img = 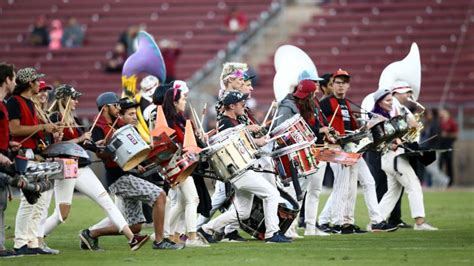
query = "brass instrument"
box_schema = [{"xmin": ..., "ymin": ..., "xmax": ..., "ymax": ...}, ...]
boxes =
[{"xmin": 402, "ymin": 98, "xmax": 425, "ymax": 143}]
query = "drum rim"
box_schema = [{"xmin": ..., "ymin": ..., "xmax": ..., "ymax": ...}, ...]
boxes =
[
  {"xmin": 271, "ymin": 140, "xmax": 313, "ymax": 157},
  {"xmin": 270, "ymin": 113, "xmax": 301, "ymax": 135}
]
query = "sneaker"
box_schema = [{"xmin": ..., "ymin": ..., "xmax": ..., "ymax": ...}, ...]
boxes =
[
  {"xmin": 341, "ymin": 224, "xmax": 355, "ymax": 234},
  {"xmin": 331, "ymin": 225, "xmax": 342, "ymax": 234},
  {"xmin": 414, "ymin": 223, "xmax": 438, "ymax": 231},
  {"xmin": 40, "ymin": 243, "xmax": 60, "ymax": 255},
  {"xmin": 265, "ymin": 232, "xmax": 292, "ymax": 243},
  {"xmin": 185, "ymin": 238, "xmax": 210, "ymax": 248},
  {"xmin": 222, "ymin": 230, "xmax": 246, "ymax": 242},
  {"xmin": 317, "ymin": 223, "xmax": 333, "ymax": 233},
  {"xmin": 397, "ymin": 221, "xmax": 413, "ymax": 229},
  {"xmin": 152, "ymin": 238, "xmax": 185, "ymax": 250},
  {"xmin": 0, "ymin": 249, "xmax": 21, "ymax": 258},
  {"xmin": 353, "ymin": 224, "xmax": 368, "ymax": 234},
  {"xmin": 370, "ymin": 221, "xmax": 398, "ymax": 232},
  {"xmin": 304, "ymin": 227, "xmax": 330, "ymax": 236},
  {"xmin": 213, "ymin": 231, "xmax": 225, "ymax": 242},
  {"xmin": 129, "ymin": 234, "xmax": 150, "ymax": 251},
  {"xmin": 197, "ymin": 228, "xmax": 217, "ymax": 244},
  {"xmin": 79, "ymin": 229, "xmax": 102, "ymax": 251},
  {"xmin": 13, "ymin": 245, "xmax": 41, "ymax": 255}
]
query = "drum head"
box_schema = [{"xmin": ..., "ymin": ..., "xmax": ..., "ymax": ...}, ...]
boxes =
[
  {"xmin": 171, "ymin": 163, "xmax": 198, "ymax": 187},
  {"xmin": 270, "ymin": 114, "xmax": 301, "ymax": 136},
  {"xmin": 122, "ymin": 148, "xmax": 151, "ymax": 171}
]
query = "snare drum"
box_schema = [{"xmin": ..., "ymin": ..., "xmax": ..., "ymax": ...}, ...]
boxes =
[
  {"xmin": 206, "ymin": 126, "xmax": 258, "ymax": 182},
  {"xmin": 160, "ymin": 152, "xmax": 199, "ymax": 187},
  {"xmin": 239, "ymin": 187, "xmax": 299, "ymax": 240},
  {"xmin": 270, "ymin": 114, "xmax": 316, "ymax": 149},
  {"xmin": 271, "ymin": 141, "xmax": 318, "ymax": 181},
  {"xmin": 337, "ymin": 130, "xmax": 374, "ymax": 153},
  {"xmin": 107, "ymin": 124, "xmax": 151, "ymax": 171},
  {"xmin": 371, "ymin": 119, "xmax": 397, "ymax": 149}
]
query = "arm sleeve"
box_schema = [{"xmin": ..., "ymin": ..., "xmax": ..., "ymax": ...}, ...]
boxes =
[
  {"xmin": 218, "ymin": 117, "xmax": 237, "ymax": 131},
  {"xmin": 6, "ymin": 97, "xmax": 21, "ymax": 121},
  {"xmin": 91, "ymin": 127, "xmax": 105, "ymax": 142}
]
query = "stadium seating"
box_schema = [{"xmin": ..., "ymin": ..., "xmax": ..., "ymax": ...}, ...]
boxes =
[
  {"xmin": 0, "ymin": 0, "xmax": 273, "ymax": 117},
  {"xmin": 254, "ymin": 0, "xmax": 474, "ymax": 107}
]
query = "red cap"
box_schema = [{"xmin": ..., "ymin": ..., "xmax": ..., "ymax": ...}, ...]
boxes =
[
  {"xmin": 333, "ymin": 68, "xmax": 351, "ymax": 78},
  {"xmin": 293, "ymin": 80, "xmax": 317, "ymax": 99},
  {"xmin": 39, "ymin": 81, "xmax": 53, "ymax": 91}
]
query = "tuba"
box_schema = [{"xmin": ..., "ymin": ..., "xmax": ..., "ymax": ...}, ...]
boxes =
[
  {"xmin": 273, "ymin": 45, "xmax": 320, "ymax": 102},
  {"xmin": 361, "ymin": 42, "xmax": 421, "ymax": 119},
  {"xmin": 122, "ymin": 31, "xmax": 166, "ymax": 143}
]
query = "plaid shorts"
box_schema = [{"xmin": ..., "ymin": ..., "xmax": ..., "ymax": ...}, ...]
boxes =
[{"xmin": 109, "ymin": 174, "xmax": 163, "ymax": 225}]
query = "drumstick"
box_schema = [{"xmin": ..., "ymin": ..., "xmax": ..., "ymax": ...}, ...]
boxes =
[
  {"xmin": 266, "ymin": 105, "xmax": 279, "ymax": 137},
  {"xmin": 265, "ymin": 132, "xmax": 289, "ymax": 143},
  {"xmin": 57, "ymin": 125, "xmax": 87, "ymax": 128},
  {"xmin": 200, "ymin": 103, "xmax": 207, "ymax": 126},
  {"xmin": 19, "ymin": 128, "xmax": 42, "ymax": 145},
  {"xmin": 102, "ymin": 119, "xmax": 119, "ymax": 142},
  {"xmin": 262, "ymin": 101, "xmax": 275, "ymax": 126},
  {"xmin": 47, "ymin": 99, "xmax": 57, "ymax": 112},
  {"xmin": 328, "ymin": 104, "xmax": 340, "ymax": 129},
  {"xmin": 88, "ymin": 106, "xmax": 105, "ymax": 134},
  {"xmin": 60, "ymin": 96, "xmax": 72, "ymax": 125}
]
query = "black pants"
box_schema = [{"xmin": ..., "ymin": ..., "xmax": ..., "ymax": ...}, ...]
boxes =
[
  {"xmin": 439, "ymin": 151, "xmax": 454, "ymax": 186},
  {"xmin": 364, "ymin": 151, "xmax": 403, "ymax": 224}
]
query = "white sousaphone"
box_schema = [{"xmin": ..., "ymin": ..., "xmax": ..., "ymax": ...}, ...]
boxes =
[
  {"xmin": 273, "ymin": 45, "xmax": 321, "ymax": 102},
  {"xmin": 361, "ymin": 42, "xmax": 421, "ymax": 119}
]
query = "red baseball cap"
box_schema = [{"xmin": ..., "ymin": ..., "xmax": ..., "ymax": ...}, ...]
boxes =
[
  {"xmin": 333, "ymin": 68, "xmax": 351, "ymax": 78},
  {"xmin": 293, "ymin": 80, "xmax": 317, "ymax": 99},
  {"xmin": 39, "ymin": 81, "xmax": 53, "ymax": 91}
]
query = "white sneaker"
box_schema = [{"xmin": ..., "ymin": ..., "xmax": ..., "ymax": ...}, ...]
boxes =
[
  {"xmin": 304, "ymin": 228, "xmax": 330, "ymax": 236},
  {"xmin": 150, "ymin": 233, "xmax": 155, "ymax": 242},
  {"xmin": 414, "ymin": 223, "xmax": 439, "ymax": 231},
  {"xmin": 314, "ymin": 228, "xmax": 330, "ymax": 236},
  {"xmin": 185, "ymin": 239, "xmax": 210, "ymax": 248}
]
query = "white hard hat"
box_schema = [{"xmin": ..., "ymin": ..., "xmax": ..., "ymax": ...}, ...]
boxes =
[
  {"xmin": 140, "ymin": 75, "xmax": 159, "ymax": 98},
  {"xmin": 173, "ymin": 80, "xmax": 189, "ymax": 95}
]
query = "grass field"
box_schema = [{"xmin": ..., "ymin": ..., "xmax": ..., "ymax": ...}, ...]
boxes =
[{"xmin": 2, "ymin": 190, "xmax": 473, "ymax": 265}]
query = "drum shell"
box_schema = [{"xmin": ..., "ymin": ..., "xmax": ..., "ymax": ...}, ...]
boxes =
[
  {"xmin": 272, "ymin": 143, "xmax": 319, "ymax": 180},
  {"xmin": 108, "ymin": 125, "xmax": 151, "ymax": 171},
  {"xmin": 239, "ymin": 187, "xmax": 300, "ymax": 240},
  {"xmin": 270, "ymin": 114, "xmax": 316, "ymax": 149},
  {"xmin": 161, "ymin": 153, "xmax": 199, "ymax": 187}
]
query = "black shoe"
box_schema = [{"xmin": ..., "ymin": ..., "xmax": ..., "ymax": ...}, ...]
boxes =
[
  {"xmin": 213, "ymin": 231, "xmax": 225, "ymax": 242},
  {"xmin": 353, "ymin": 224, "xmax": 368, "ymax": 234},
  {"xmin": 0, "ymin": 249, "xmax": 20, "ymax": 258},
  {"xmin": 371, "ymin": 221, "xmax": 399, "ymax": 232},
  {"xmin": 331, "ymin": 225, "xmax": 342, "ymax": 234},
  {"xmin": 317, "ymin": 223, "xmax": 334, "ymax": 234},
  {"xmin": 79, "ymin": 229, "xmax": 102, "ymax": 251},
  {"xmin": 265, "ymin": 231, "xmax": 292, "ymax": 243},
  {"xmin": 397, "ymin": 221, "xmax": 413, "ymax": 229},
  {"xmin": 197, "ymin": 228, "xmax": 217, "ymax": 244},
  {"xmin": 222, "ymin": 230, "xmax": 246, "ymax": 242},
  {"xmin": 129, "ymin": 234, "xmax": 149, "ymax": 251},
  {"xmin": 14, "ymin": 245, "xmax": 41, "ymax": 255},
  {"xmin": 341, "ymin": 224, "xmax": 355, "ymax": 234},
  {"xmin": 152, "ymin": 238, "xmax": 184, "ymax": 250}
]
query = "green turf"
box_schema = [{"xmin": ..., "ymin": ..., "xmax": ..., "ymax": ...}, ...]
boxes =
[{"xmin": 2, "ymin": 191, "xmax": 473, "ymax": 265}]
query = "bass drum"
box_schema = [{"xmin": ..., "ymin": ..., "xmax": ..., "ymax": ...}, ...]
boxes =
[{"xmin": 239, "ymin": 187, "xmax": 300, "ymax": 240}]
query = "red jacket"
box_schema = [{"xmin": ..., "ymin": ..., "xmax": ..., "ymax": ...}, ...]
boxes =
[
  {"xmin": 0, "ymin": 102, "xmax": 9, "ymax": 152},
  {"xmin": 11, "ymin": 95, "xmax": 43, "ymax": 149}
]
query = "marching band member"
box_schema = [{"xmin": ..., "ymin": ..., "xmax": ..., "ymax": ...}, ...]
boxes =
[
  {"xmin": 30, "ymin": 80, "xmax": 59, "ymax": 254},
  {"xmin": 198, "ymin": 91, "xmax": 291, "ymax": 243},
  {"xmin": 36, "ymin": 85, "xmax": 146, "ymax": 251},
  {"xmin": 378, "ymin": 82, "xmax": 438, "ymax": 231},
  {"xmin": 7, "ymin": 67, "xmax": 59, "ymax": 255},
  {"xmin": 274, "ymin": 71, "xmax": 331, "ymax": 237},
  {"xmin": 162, "ymin": 81, "xmax": 210, "ymax": 247},
  {"xmin": 84, "ymin": 95, "xmax": 183, "ymax": 250},
  {"xmin": 0, "ymin": 63, "xmax": 20, "ymax": 258},
  {"xmin": 318, "ymin": 69, "xmax": 396, "ymax": 234},
  {"xmin": 197, "ymin": 62, "xmax": 250, "ymax": 242}
]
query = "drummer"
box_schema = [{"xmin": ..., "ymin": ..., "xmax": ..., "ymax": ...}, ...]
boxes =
[
  {"xmin": 318, "ymin": 69, "xmax": 396, "ymax": 234},
  {"xmin": 198, "ymin": 90, "xmax": 291, "ymax": 243},
  {"xmin": 273, "ymin": 71, "xmax": 332, "ymax": 237},
  {"xmin": 86, "ymin": 95, "xmax": 182, "ymax": 250},
  {"xmin": 161, "ymin": 81, "xmax": 210, "ymax": 247},
  {"xmin": 34, "ymin": 85, "xmax": 145, "ymax": 252}
]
